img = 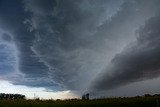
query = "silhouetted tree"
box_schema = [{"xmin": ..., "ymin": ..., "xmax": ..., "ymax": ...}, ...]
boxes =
[
  {"xmin": 86, "ymin": 93, "xmax": 89, "ymax": 100},
  {"xmin": 82, "ymin": 93, "xmax": 89, "ymax": 100}
]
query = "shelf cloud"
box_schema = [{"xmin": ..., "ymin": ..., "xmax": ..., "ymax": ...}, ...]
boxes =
[{"xmin": 0, "ymin": 0, "xmax": 160, "ymax": 96}]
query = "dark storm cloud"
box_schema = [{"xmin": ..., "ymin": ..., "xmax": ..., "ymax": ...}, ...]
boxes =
[
  {"xmin": 0, "ymin": 0, "xmax": 57, "ymax": 88},
  {"xmin": 23, "ymin": 0, "xmax": 160, "ymax": 92},
  {"xmin": 1, "ymin": 0, "xmax": 160, "ymax": 95},
  {"xmin": 91, "ymin": 13, "xmax": 160, "ymax": 91},
  {"xmin": 1, "ymin": 33, "xmax": 12, "ymax": 42},
  {"xmin": 0, "ymin": 43, "xmax": 16, "ymax": 75},
  {"xmin": 23, "ymin": 0, "xmax": 123, "ymax": 90}
]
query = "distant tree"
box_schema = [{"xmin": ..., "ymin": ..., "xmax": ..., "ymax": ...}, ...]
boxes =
[
  {"xmin": 144, "ymin": 94, "xmax": 151, "ymax": 97},
  {"xmin": 86, "ymin": 93, "xmax": 89, "ymax": 100},
  {"xmin": 82, "ymin": 93, "xmax": 89, "ymax": 100}
]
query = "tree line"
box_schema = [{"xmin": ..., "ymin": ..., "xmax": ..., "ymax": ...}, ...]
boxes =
[{"xmin": 0, "ymin": 93, "xmax": 25, "ymax": 100}]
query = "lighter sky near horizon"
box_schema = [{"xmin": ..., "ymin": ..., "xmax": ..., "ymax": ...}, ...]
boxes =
[
  {"xmin": 0, "ymin": 80, "xmax": 78, "ymax": 99},
  {"xmin": 1, "ymin": 0, "xmax": 160, "ymax": 99}
]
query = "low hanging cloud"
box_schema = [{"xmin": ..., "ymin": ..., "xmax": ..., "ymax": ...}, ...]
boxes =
[
  {"xmin": 0, "ymin": 30, "xmax": 18, "ymax": 75},
  {"xmin": 23, "ymin": 0, "xmax": 160, "ymax": 91},
  {"xmin": 91, "ymin": 13, "xmax": 160, "ymax": 91},
  {"xmin": 23, "ymin": 0, "xmax": 124, "ymax": 90},
  {"xmin": 1, "ymin": 0, "xmax": 160, "ymax": 95},
  {"xmin": 14, "ymin": 0, "xmax": 160, "ymax": 91},
  {"xmin": 0, "ymin": 0, "xmax": 56, "ymax": 88}
]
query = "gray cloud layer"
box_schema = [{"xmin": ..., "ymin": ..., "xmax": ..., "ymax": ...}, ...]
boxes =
[
  {"xmin": 1, "ymin": 0, "xmax": 160, "ymax": 96},
  {"xmin": 91, "ymin": 7, "xmax": 160, "ymax": 91},
  {"xmin": 23, "ymin": 0, "xmax": 123, "ymax": 90}
]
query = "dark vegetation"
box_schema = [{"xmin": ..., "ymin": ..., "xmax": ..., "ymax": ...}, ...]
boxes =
[
  {"xmin": 0, "ymin": 93, "xmax": 25, "ymax": 100},
  {"xmin": 0, "ymin": 94, "xmax": 160, "ymax": 107}
]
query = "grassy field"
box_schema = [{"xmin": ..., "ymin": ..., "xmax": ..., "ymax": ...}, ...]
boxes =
[{"xmin": 0, "ymin": 96, "xmax": 160, "ymax": 107}]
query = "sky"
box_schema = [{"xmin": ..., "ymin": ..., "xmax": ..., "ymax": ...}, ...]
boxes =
[{"xmin": 1, "ymin": 0, "xmax": 160, "ymax": 99}]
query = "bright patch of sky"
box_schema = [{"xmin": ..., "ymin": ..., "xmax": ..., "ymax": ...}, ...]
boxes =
[{"xmin": 0, "ymin": 80, "xmax": 78, "ymax": 99}]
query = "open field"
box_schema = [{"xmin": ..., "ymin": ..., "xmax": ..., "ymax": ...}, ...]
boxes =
[{"xmin": 0, "ymin": 95, "xmax": 160, "ymax": 107}]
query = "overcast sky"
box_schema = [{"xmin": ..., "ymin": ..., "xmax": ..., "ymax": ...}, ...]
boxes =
[{"xmin": 1, "ymin": 0, "xmax": 160, "ymax": 99}]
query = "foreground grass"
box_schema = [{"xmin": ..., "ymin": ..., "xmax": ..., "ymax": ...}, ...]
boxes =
[{"xmin": 0, "ymin": 96, "xmax": 160, "ymax": 107}]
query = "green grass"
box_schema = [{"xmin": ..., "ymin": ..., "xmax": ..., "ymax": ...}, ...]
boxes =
[{"xmin": 0, "ymin": 96, "xmax": 160, "ymax": 107}]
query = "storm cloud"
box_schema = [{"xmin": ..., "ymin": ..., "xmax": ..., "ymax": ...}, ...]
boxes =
[
  {"xmin": 23, "ymin": 0, "xmax": 124, "ymax": 90},
  {"xmin": 91, "ymin": 9, "xmax": 160, "ymax": 91},
  {"xmin": 1, "ymin": 0, "xmax": 160, "ymax": 96}
]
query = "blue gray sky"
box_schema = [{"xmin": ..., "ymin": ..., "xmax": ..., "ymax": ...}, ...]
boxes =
[{"xmin": 1, "ymin": 0, "xmax": 160, "ymax": 99}]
